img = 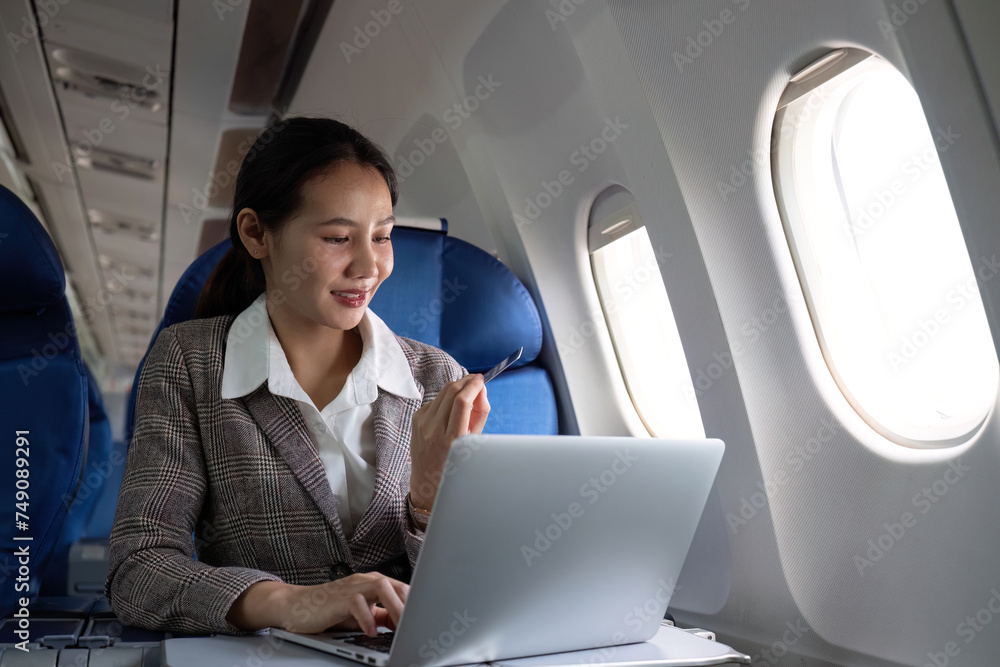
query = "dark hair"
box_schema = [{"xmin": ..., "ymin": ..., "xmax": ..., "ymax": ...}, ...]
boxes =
[{"xmin": 195, "ymin": 117, "xmax": 398, "ymax": 319}]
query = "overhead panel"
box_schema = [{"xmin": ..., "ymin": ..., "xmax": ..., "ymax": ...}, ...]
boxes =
[{"xmin": 38, "ymin": 0, "xmax": 174, "ymax": 368}]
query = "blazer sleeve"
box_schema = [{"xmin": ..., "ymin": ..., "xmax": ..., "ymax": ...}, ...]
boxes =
[
  {"xmin": 399, "ymin": 351, "xmax": 467, "ymax": 570},
  {"xmin": 105, "ymin": 327, "xmax": 282, "ymax": 635}
]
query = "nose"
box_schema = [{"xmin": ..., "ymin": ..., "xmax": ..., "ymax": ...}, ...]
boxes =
[{"xmin": 348, "ymin": 239, "xmax": 379, "ymax": 280}]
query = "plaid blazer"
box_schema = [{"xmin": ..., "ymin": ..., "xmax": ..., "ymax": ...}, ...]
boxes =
[{"xmin": 105, "ymin": 314, "xmax": 464, "ymax": 635}]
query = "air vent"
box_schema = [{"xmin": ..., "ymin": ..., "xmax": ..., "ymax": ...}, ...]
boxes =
[
  {"xmin": 75, "ymin": 146, "xmax": 159, "ymax": 180},
  {"xmin": 98, "ymin": 254, "xmax": 155, "ymax": 281},
  {"xmin": 49, "ymin": 47, "xmax": 151, "ymax": 87},
  {"xmin": 115, "ymin": 287, "xmax": 156, "ymax": 305},
  {"xmin": 53, "ymin": 66, "xmax": 162, "ymax": 112},
  {"xmin": 89, "ymin": 210, "xmax": 159, "ymax": 242},
  {"xmin": 111, "ymin": 307, "xmax": 156, "ymax": 326}
]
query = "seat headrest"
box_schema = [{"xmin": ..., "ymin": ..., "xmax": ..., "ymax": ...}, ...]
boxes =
[
  {"xmin": 0, "ymin": 185, "xmax": 65, "ymax": 314},
  {"xmin": 162, "ymin": 238, "xmax": 233, "ymax": 326},
  {"xmin": 370, "ymin": 228, "xmax": 543, "ymax": 372},
  {"xmin": 160, "ymin": 228, "xmax": 542, "ymax": 373}
]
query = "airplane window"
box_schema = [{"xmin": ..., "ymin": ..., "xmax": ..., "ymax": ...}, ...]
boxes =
[
  {"xmin": 772, "ymin": 48, "xmax": 999, "ymax": 447},
  {"xmin": 588, "ymin": 186, "xmax": 705, "ymax": 438}
]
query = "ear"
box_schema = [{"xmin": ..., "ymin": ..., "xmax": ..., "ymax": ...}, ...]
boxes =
[{"xmin": 236, "ymin": 208, "xmax": 268, "ymax": 258}]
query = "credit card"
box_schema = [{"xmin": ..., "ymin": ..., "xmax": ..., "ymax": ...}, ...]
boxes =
[{"xmin": 482, "ymin": 347, "xmax": 523, "ymax": 383}]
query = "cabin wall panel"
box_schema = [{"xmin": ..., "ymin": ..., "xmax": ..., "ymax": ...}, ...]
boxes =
[{"xmin": 609, "ymin": 1, "xmax": 1000, "ymax": 665}]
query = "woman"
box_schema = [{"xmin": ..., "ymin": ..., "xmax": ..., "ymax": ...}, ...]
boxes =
[{"xmin": 105, "ymin": 117, "xmax": 488, "ymax": 637}]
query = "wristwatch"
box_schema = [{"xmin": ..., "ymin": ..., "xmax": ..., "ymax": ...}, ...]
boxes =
[{"xmin": 407, "ymin": 493, "xmax": 431, "ymax": 530}]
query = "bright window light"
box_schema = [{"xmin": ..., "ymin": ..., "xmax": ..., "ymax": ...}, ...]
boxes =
[
  {"xmin": 589, "ymin": 186, "xmax": 705, "ymax": 438},
  {"xmin": 773, "ymin": 49, "xmax": 998, "ymax": 446}
]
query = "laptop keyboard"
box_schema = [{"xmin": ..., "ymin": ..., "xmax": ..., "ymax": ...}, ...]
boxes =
[{"xmin": 344, "ymin": 632, "xmax": 395, "ymax": 653}]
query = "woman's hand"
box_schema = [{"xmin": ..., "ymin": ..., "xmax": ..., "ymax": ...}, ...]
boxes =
[
  {"xmin": 409, "ymin": 374, "xmax": 490, "ymax": 509},
  {"xmin": 227, "ymin": 573, "xmax": 409, "ymax": 635}
]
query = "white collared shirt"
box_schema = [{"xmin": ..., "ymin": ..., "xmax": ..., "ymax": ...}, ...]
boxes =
[{"xmin": 220, "ymin": 292, "xmax": 420, "ymax": 538}]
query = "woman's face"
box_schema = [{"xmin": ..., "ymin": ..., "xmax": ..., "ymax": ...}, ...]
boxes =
[{"xmin": 261, "ymin": 162, "xmax": 394, "ymax": 333}]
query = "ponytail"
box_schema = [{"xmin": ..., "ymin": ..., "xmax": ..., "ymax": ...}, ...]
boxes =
[{"xmin": 194, "ymin": 244, "xmax": 266, "ymax": 319}]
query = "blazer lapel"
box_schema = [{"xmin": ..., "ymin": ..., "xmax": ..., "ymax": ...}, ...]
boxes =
[
  {"xmin": 242, "ymin": 382, "xmax": 353, "ymax": 562},
  {"xmin": 350, "ymin": 386, "xmax": 423, "ymax": 543}
]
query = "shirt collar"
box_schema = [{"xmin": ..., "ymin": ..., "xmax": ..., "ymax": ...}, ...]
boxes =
[{"xmin": 220, "ymin": 293, "xmax": 421, "ymax": 402}]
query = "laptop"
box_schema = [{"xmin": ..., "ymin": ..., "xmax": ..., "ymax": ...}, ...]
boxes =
[{"xmin": 271, "ymin": 434, "xmax": 725, "ymax": 667}]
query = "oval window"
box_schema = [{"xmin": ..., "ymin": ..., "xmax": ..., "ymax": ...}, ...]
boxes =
[
  {"xmin": 589, "ymin": 185, "xmax": 705, "ymax": 438},
  {"xmin": 772, "ymin": 48, "xmax": 998, "ymax": 446}
]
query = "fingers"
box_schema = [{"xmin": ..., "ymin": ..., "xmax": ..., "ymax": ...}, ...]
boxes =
[
  {"xmin": 445, "ymin": 375, "xmax": 486, "ymax": 441},
  {"xmin": 411, "ymin": 374, "xmax": 490, "ymax": 507},
  {"xmin": 343, "ymin": 574, "xmax": 409, "ymax": 636},
  {"xmin": 413, "ymin": 374, "xmax": 488, "ymax": 448},
  {"xmin": 470, "ymin": 387, "xmax": 490, "ymax": 434},
  {"xmin": 372, "ymin": 576, "xmax": 406, "ymax": 630},
  {"xmin": 348, "ymin": 593, "xmax": 377, "ymax": 636}
]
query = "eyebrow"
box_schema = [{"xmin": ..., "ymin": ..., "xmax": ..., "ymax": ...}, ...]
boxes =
[{"xmin": 315, "ymin": 216, "xmax": 395, "ymax": 227}]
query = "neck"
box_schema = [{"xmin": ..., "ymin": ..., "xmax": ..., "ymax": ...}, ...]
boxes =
[{"xmin": 265, "ymin": 293, "xmax": 363, "ymax": 390}]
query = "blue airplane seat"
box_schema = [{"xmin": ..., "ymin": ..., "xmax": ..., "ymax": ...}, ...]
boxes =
[
  {"xmin": 368, "ymin": 227, "xmax": 557, "ymax": 435},
  {"xmin": 124, "ymin": 225, "xmax": 558, "ymax": 451},
  {"xmin": 122, "ymin": 239, "xmax": 232, "ymax": 448},
  {"xmin": 0, "ymin": 185, "xmax": 89, "ymax": 616},
  {"xmin": 40, "ymin": 364, "xmax": 114, "ymax": 596}
]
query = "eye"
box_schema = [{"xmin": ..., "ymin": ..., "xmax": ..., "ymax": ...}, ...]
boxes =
[
  {"xmin": 374, "ymin": 235, "xmax": 391, "ymax": 244},
  {"xmin": 323, "ymin": 237, "xmax": 348, "ymax": 244}
]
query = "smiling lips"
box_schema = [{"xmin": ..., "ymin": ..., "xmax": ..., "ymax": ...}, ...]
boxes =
[{"xmin": 331, "ymin": 289, "xmax": 369, "ymax": 308}]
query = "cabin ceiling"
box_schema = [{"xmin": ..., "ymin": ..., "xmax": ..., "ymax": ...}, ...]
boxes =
[{"xmin": 0, "ymin": 0, "xmax": 320, "ymax": 391}]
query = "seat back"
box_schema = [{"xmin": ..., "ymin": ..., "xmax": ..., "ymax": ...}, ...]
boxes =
[
  {"xmin": 124, "ymin": 227, "xmax": 558, "ymax": 448},
  {"xmin": 0, "ymin": 185, "xmax": 89, "ymax": 614},
  {"xmin": 368, "ymin": 228, "xmax": 557, "ymax": 435},
  {"xmin": 122, "ymin": 240, "xmax": 231, "ymax": 447},
  {"xmin": 41, "ymin": 364, "xmax": 114, "ymax": 595}
]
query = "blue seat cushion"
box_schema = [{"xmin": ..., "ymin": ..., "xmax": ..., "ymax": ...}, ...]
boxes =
[
  {"xmin": 481, "ymin": 366, "xmax": 558, "ymax": 435},
  {"xmin": 371, "ymin": 229, "xmax": 543, "ymax": 373},
  {"xmin": 0, "ymin": 187, "xmax": 88, "ymax": 611}
]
